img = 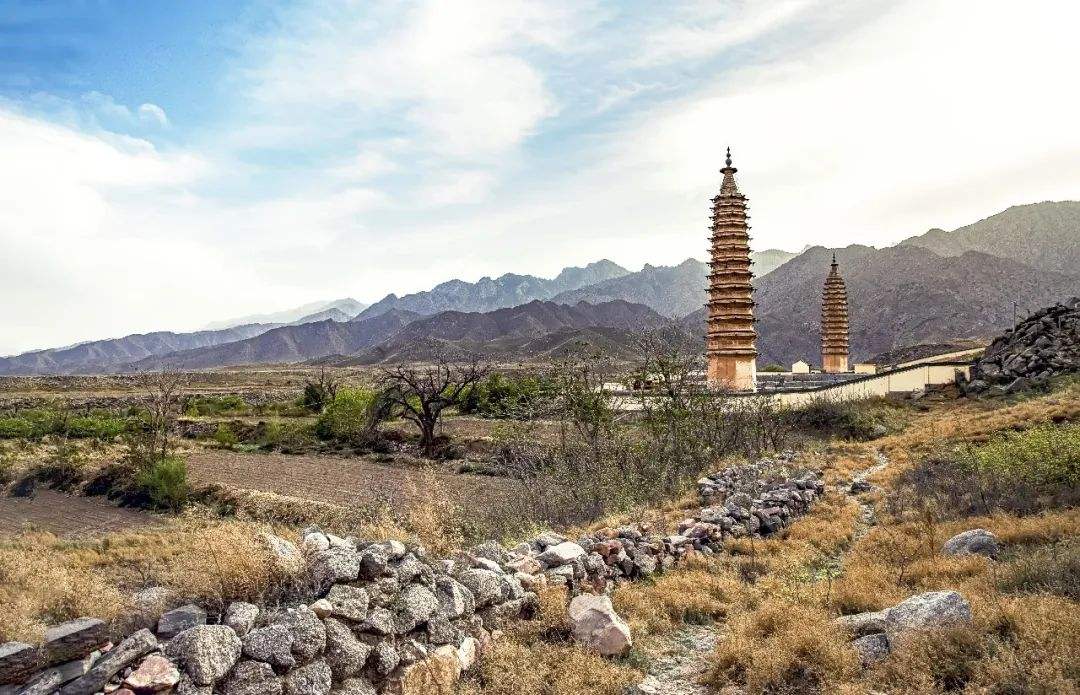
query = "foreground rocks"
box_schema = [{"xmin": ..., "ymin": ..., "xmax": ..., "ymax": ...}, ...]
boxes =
[
  {"xmin": 835, "ymin": 590, "xmax": 974, "ymax": 666},
  {"xmin": 964, "ymin": 297, "xmax": 1080, "ymax": 396},
  {"xmin": 0, "ymin": 456, "xmax": 827, "ymax": 693}
]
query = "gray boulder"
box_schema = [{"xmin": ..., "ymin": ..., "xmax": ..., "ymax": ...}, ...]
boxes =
[
  {"xmin": 242, "ymin": 624, "xmax": 295, "ymax": 669},
  {"xmin": 309, "ymin": 547, "xmax": 360, "ymax": 589},
  {"xmin": 536, "ymin": 542, "xmax": 586, "ymax": 567},
  {"xmin": 394, "ymin": 585, "xmax": 439, "ymax": 633},
  {"xmin": 224, "ymin": 602, "xmax": 260, "ymax": 637},
  {"xmin": 0, "ymin": 641, "xmax": 40, "ymax": 686},
  {"xmin": 852, "ymin": 633, "xmax": 890, "ymax": 667},
  {"xmin": 323, "ymin": 618, "xmax": 372, "ymax": 681},
  {"xmin": 368, "ymin": 642, "xmax": 399, "ymax": 679},
  {"xmin": 43, "ymin": 618, "xmax": 107, "ymax": 666},
  {"xmin": 326, "ymin": 585, "xmax": 370, "ymax": 622},
  {"xmin": 221, "ymin": 660, "xmax": 282, "ymax": 695},
  {"xmin": 884, "ymin": 591, "xmax": 973, "ymax": 640},
  {"xmin": 457, "ymin": 569, "xmax": 501, "ymax": 608},
  {"xmin": 164, "ymin": 625, "xmax": 242, "ymax": 686},
  {"xmin": 60, "ymin": 629, "xmax": 157, "ymax": 695},
  {"xmin": 275, "ymin": 606, "xmax": 327, "ymax": 661},
  {"xmin": 157, "ymin": 604, "xmax": 208, "ymax": 639},
  {"xmin": 943, "ymin": 529, "xmax": 1000, "ymax": 559},
  {"xmin": 334, "ymin": 677, "xmax": 377, "ymax": 695},
  {"xmin": 434, "ymin": 576, "xmax": 475, "ymax": 618},
  {"xmin": 283, "ymin": 660, "xmax": 332, "ymax": 695},
  {"xmin": 833, "ymin": 611, "xmax": 887, "ymax": 637}
]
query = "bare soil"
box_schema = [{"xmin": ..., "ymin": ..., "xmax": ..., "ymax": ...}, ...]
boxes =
[
  {"xmin": 185, "ymin": 450, "xmax": 519, "ymax": 513},
  {"xmin": 0, "ymin": 489, "xmax": 157, "ymax": 537}
]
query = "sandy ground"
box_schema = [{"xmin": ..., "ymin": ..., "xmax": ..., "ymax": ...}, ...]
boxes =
[{"xmin": 0, "ymin": 489, "xmax": 157, "ymax": 537}]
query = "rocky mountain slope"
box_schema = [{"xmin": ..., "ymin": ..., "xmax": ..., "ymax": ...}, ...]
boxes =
[
  {"xmin": 0, "ymin": 323, "xmax": 278, "ymax": 376},
  {"xmin": 355, "ymin": 260, "xmax": 630, "ymax": 321},
  {"xmin": 900, "ymin": 201, "xmax": 1080, "ymax": 277},
  {"xmin": 138, "ymin": 309, "xmax": 422, "ymax": 370},
  {"xmin": 203, "ymin": 298, "xmax": 367, "ymax": 330},
  {"xmin": 346, "ymin": 300, "xmax": 667, "ymax": 364}
]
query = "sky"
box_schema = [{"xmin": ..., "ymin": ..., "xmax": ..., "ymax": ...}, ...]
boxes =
[{"xmin": 2, "ymin": 0, "xmax": 1079, "ymax": 355}]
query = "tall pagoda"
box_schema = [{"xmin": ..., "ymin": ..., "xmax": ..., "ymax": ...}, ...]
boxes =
[
  {"xmin": 706, "ymin": 148, "xmax": 757, "ymax": 391},
  {"xmin": 821, "ymin": 253, "xmax": 850, "ymax": 373}
]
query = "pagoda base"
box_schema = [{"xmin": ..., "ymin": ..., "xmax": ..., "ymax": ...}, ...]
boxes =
[
  {"xmin": 822, "ymin": 354, "xmax": 849, "ymax": 374},
  {"xmin": 707, "ymin": 355, "xmax": 757, "ymax": 391}
]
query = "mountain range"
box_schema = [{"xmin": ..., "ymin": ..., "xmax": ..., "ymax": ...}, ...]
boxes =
[
  {"xmin": 203, "ymin": 298, "xmax": 368, "ymax": 331},
  {"xmin": 2, "ymin": 201, "xmax": 1077, "ymax": 374}
]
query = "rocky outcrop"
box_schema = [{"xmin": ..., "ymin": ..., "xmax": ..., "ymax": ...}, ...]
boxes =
[
  {"xmin": 835, "ymin": 590, "xmax": 974, "ymax": 665},
  {"xmin": 964, "ymin": 298, "xmax": 1080, "ymax": 395}
]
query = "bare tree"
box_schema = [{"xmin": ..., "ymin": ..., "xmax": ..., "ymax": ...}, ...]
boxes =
[
  {"xmin": 380, "ymin": 349, "xmax": 489, "ymax": 457},
  {"xmin": 303, "ymin": 365, "xmax": 342, "ymax": 412},
  {"xmin": 633, "ymin": 321, "xmax": 705, "ymax": 410},
  {"xmin": 130, "ymin": 368, "xmax": 189, "ymax": 467}
]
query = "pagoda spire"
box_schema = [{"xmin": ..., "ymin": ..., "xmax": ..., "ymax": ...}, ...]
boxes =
[
  {"xmin": 821, "ymin": 253, "xmax": 850, "ymax": 373},
  {"xmin": 705, "ymin": 148, "xmax": 757, "ymax": 391}
]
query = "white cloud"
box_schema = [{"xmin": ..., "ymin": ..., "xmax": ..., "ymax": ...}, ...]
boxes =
[{"xmin": 138, "ymin": 103, "xmax": 169, "ymax": 127}]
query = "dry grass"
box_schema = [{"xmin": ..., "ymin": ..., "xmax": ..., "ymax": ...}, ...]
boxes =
[
  {"xmin": 0, "ymin": 512, "xmax": 300, "ymax": 643},
  {"xmin": 613, "ymin": 556, "xmax": 745, "ymax": 637},
  {"xmin": 707, "ymin": 598, "xmax": 860, "ymax": 694},
  {"xmin": 458, "ymin": 587, "xmax": 642, "ymax": 695}
]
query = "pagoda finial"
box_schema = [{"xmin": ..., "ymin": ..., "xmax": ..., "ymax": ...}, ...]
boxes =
[
  {"xmin": 725, "ymin": 146, "xmax": 732, "ymax": 168},
  {"xmin": 832, "ymin": 251, "xmax": 837, "ymax": 268}
]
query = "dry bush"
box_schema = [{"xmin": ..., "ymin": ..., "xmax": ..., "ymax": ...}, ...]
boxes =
[
  {"xmin": 996, "ymin": 538, "xmax": 1080, "ymax": 600},
  {"xmin": 707, "ymin": 598, "xmax": 859, "ymax": 694},
  {"xmin": 402, "ymin": 467, "xmax": 466, "ymax": 555},
  {"xmin": 460, "ymin": 587, "xmax": 642, "ymax": 695}
]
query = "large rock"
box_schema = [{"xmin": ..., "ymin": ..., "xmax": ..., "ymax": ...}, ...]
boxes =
[
  {"xmin": 457, "ymin": 570, "xmax": 501, "ymax": 608},
  {"xmin": 568, "ymin": 594, "xmax": 632, "ymax": 657},
  {"xmin": 224, "ymin": 602, "xmax": 260, "ymax": 637},
  {"xmin": 221, "ymin": 660, "xmax": 283, "ymax": 695},
  {"xmin": 536, "ymin": 542, "xmax": 586, "ymax": 567},
  {"xmin": 326, "ymin": 585, "xmax": 370, "ymax": 622},
  {"xmin": 43, "ymin": 618, "xmax": 108, "ymax": 666},
  {"xmin": 852, "ymin": 633, "xmax": 890, "ymax": 668},
  {"xmin": 323, "ymin": 618, "xmax": 372, "ymax": 681},
  {"xmin": 0, "ymin": 642, "xmax": 40, "ymax": 686},
  {"xmin": 434, "ymin": 577, "xmax": 475, "ymax": 618},
  {"xmin": 283, "ymin": 660, "xmax": 332, "ymax": 695},
  {"xmin": 242, "ymin": 624, "xmax": 295, "ymax": 669},
  {"xmin": 123, "ymin": 654, "xmax": 181, "ymax": 692},
  {"xmin": 262, "ymin": 533, "xmax": 305, "ymax": 574},
  {"xmin": 833, "ymin": 611, "xmax": 887, "ymax": 637},
  {"xmin": 164, "ymin": 625, "xmax": 242, "ymax": 686},
  {"xmin": 383, "ymin": 645, "xmax": 462, "ymax": 695},
  {"xmin": 60, "ymin": 629, "xmax": 157, "ymax": 695},
  {"xmin": 394, "ymin": 585, "xmax": 439, "ymax": 633},
  {"xmin": 368, "ymin": 642, "xmax": 400, "ymax": 679},
  {"xmin": 943, "ymin": 529, "xmax": 1000, "ymax": 559},
  {"xmin": 884, "ymin": 591, "xmax": 973, "ymax": 640},
  {"xmin": 157, "ymin": 604, "xmax": 208, "ymax": 639},
  {"xmin": 334, "ymin": 677, "xmax": 377, "ymax": 695},
  {"xmin": 309, "ymin": 547, "xmax": 360, "ymax": 589},
  {"xmin": 275, "ymin": 606, "xmax": 327, "ymax": 661}
]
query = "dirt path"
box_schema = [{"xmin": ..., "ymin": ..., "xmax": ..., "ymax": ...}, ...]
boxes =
[
  {"xmin": 631, "ymin": 625, "xmax": 719, "ymax": 695},
  {"xmin": 630, "ymin": 451, "xmax": 890, "ymax": 694},
  {"xmin": 0, "ymin": 489, "xmax": 157, "ymax": 537}
]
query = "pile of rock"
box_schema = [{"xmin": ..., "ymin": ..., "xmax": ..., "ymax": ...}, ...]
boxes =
[
  {"xmin": 964, "ymin": 297, "xmax": 1080, "ymax": 396},
  {"xmin": 0, "ymin": 456, "xmax": 828, "ymax": 693},
  {"xmin": 1, "ymin": 532, "xmax": 535, "ymax": 695},
  {"xmin": 835, "ymin": 590, "xmax": 974, "ymax": 667}
]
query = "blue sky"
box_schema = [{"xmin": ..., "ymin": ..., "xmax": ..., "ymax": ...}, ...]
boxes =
[{"xmin": 2, "ymin": 0, "xmax": 1079, "ymax": 355}]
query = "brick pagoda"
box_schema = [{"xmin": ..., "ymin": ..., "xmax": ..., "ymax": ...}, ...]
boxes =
[
  {"xmin": 706, "ymin": 148, "xmax": 757, "ymax": 391},
  {"xmin": 821, "ymin": 253, "xmax": 850, "ymax": 373}
]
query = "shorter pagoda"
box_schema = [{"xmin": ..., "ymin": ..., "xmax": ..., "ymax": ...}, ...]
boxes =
[{"xmin": 821, "ymin": 253, "xmax": 850, "ymax": 373}]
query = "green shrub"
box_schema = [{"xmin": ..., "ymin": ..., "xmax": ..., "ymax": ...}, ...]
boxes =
[
  {"xmin": 760, "ymin": 363, "xmax": 786, "ymax": 373},
  {"xmin": 0, "ymin": 417, "xmax": 36, "ymax": 439},
  {"xmin": 789, "ymin": 397, "xmax": 907, "ymax": 440},
  {"xmin": 0, "ymin": 409, "xmax": 129, "ymax": 440},
  {"xmin": 259, "ymin": 421, "xmax": 316, "ymax": 450},
  {"xmin": 314, "ymin": 388, "xmax": 377, "ymax": 440},
  {"xmin": 184, "ymin": 395, "xmax": 250, "ymax": 417},
  {"xmin": 459, "ymin": 373, "xmax": 555, "ymax": 419},
  {"xmin": 66, "ymin": 414, "xmax": 128, "ymax": 439},
  {"xmin": 213, "ymin": 423, "xmax": 239, "ymax": 449},
  {"xmin": 136, "ymin": 457, "xmax": 189, "ymax": 511},
  {"xmin": 967, "ymin": 422, "xmax": 1079, "ymax": 489}
]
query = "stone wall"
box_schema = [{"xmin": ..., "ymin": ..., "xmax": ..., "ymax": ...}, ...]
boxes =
[{"xmin": 0, "ymin": 455, "xmax": 824, "ymax": 695}]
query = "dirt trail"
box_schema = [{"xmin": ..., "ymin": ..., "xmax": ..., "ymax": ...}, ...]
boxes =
[{"xmin": 630, "ymin": 451, "xmax": 889, "ymax": 694}]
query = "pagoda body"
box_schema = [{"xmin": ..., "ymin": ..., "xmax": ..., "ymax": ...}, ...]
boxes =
[
  {"xmin": 821, "ymin": 254, "xmax": 850, "ymax": 373},
  {"xmin": 706, "ymin": 149, "xmax": 757, "ymax": 391}
]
